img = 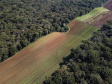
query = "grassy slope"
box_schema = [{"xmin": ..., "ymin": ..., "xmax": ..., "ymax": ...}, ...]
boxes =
[{"xmin": 76, "ymin": 7, "xmax": 109, "ymax": 22}]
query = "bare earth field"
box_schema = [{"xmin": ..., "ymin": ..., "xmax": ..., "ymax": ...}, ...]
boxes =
[
  {"xmin": 0, "ymin": 32, "xmax": 67, "ymax": 84},
  {"xmin": 1, "ymin": 1, "xmax": 112, "ymax": 83},
  {"xmin": 0, "ymin": 19, "xmax": 98, "ymax": 84},
  {"xmin": 104, "ymin": 0, "xmax": 112, "ymax": 11},
  {"xmin": 67, "ymin": 20, "xmax": 88, "ymax": 35},
  {"xmin": 92, "ymin": 11, "xmax": 112, "ymax": 28}
]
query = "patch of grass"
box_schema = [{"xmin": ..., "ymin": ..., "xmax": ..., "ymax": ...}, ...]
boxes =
[{"xmin": 76, "ymin": 7, "xmax": 109, "ymax": 22}]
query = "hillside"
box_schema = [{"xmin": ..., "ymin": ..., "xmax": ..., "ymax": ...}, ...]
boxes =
[
  {"xmin": 0, "ymin": 0, "xmax": 111, "ymax": 84},
  {"xmin": 76, "ymin": 7, "xmax": 109, "ymax": 23},
  {"xmin": 0, "ymin": 0, "xmax": 108, "ymax": 62},
  {"xmin": 44, "ymin": 20, "xmax": 112, "ymax": 84},
  {"xmin": 0, "ymin": 19, "xmax": 98, "ymax": 84},
  {"xmin": 44, "ymin": 0, "xmax": 112, "ymax": 84},
  {"xmin": 104, "ymin": 0, "xmax": 112, "ymax": 11}
]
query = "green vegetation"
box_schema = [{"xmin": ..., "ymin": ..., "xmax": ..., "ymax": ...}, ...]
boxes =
[
  {"xmin": 76, "ymin": 7, "xmax": 109, "ymax": 23},
  {"xmin": 44, "ymin": 20, "xmax": 112, "ymax": 84},
  {"xmin": 0, "ymin": 0, "xmax": 111, "ymax": 83},
  {"xmin": 21, "ymin": 24, "xmax": 98, "ymax": 84},
  {"xmin": 0, "ymin": 0, "xmax": 108, "ymax": 63}
]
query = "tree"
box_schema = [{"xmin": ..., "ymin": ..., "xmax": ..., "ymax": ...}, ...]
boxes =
[{"xmin": 8, "ymin": 46, "xmax": 17, "ymax": 57}]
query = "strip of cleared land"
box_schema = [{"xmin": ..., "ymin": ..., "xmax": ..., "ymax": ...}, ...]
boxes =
[
  {"xmin": 0, "ymin": 19, "xmax": 98, "ymax": 84},
  {"xmin": 1, "ymin": 2, "xmax": 112, "ymax": 83}
]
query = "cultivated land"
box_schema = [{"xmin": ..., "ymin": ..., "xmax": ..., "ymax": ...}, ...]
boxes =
[
  {"xmin": 0, "ymin": 1, "xmax": 112, "ymax": 84},
  {"xmin": 76, "ymin": 5, "xmax": 112, "ymax": 28},
  {"xmin": 76, "ymin": 7, "xmax": 109, "ymax": 24},
  {"xmin": 92, "ymin": 11, "xmax": 112, "ymax": 27},
  {"xmin": 0, "ymin": 20, "xmax": 98, "ymax": 84},
  {"xmin": 104, "ymin": 0, "xmax": 112, "ymax": 11}
]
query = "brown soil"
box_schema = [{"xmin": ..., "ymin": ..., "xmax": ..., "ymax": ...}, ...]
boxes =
[
  {"xmin": 0, "ymin": 19, "xmax": 96, "ymax": 84},
  {"xmin": 67, "ymin": 20, "xmax": 87, "ymax": 35},
  {"xmin": 0, "ymin": 32, "xmax": 67, "ymax": 84},
  {"xmin": 0, "ymin": 19, "xmax": 87, "ymax": 84},
  {"xmin": 1, "ymin": 3, "xmax": 112, "ymax": 82},
  {"xmin": 104, "ymin": 0, "xmax": 112, "ymax": 11},
  {"xmin": 0, "ymin": 32, "xmax": 62, "ymax": 73},
  {"xmin": 92, "ymin": 11, "xmax": 112, "ymax": 28}
]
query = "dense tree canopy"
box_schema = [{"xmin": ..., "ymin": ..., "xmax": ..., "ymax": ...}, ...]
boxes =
[
  {"xmin": 44, "ymin": 20, "xmax": 112, "ymax": 84},
  {"xmin": 0, "ymin": 0, "xmax": 108, "ymax": 62}
]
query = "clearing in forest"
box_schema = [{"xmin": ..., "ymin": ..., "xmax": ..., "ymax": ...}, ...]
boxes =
[
  {"xmin": 1, "ymin": 2, "xmax": 112, "ymax": 84},
  {"xmin": 0, "ymin": 19, "xmax": 98, "ymax": 84}
]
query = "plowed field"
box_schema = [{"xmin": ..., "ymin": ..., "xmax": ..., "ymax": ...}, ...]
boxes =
[
  {"xmin": 1, "ymin": 1, "xmax": 112, "ymax": 83},
  {"xmin": 92, "ymin": 11, "xmax": 112, "ymax": 27},
  {"xmin": 104, "ymin": 0, "xmax": 112, "ymax": 11},
  {"xmin": 0, "ymin": 19, "xmax": 98, "ymax": 84}
]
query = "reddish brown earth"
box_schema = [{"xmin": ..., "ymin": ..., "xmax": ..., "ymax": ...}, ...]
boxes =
[
  {"xmin": 67, "ymin": 20, "xmax": 90, "ymax": 35},
  {"xmin": 92, "ymin": 11, "xmax": 112, "ymax": 28},
  {"xmin": 0, "ymin": 32, "xmax": 68, "ymax": 84},
  {"xmin": 0, "ymin": 32, "xmax": 63, "ymax": 73},
  {"xmin": 104, "ymin": 0, "xmax": 112, "ymax": 11},
  {"xmin": 0, "ymin": 19, "xmax": 92, "ymax": 84}
]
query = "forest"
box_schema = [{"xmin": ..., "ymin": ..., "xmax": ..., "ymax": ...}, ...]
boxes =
[
  {"xmin": 44, "ymin": 20, "xmax": 112, "ymax": 84},
  {"xmin": 0, "ymin": 0, "xmax": 108, "ymax": 62}
]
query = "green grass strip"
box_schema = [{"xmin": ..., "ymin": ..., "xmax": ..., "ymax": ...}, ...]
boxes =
[
  {"xmin": 80, "ymin": 26, "xmax": 93, "ymax": 36},
  {"xmin": 76, "ymin": 7, "xmax": 109, "ymax": 22}
]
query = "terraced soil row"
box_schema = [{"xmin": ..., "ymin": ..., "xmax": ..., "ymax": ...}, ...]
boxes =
[
  {"xmin": 92, "ymin": 11, "xmax": 112, "ymax": 27},
  {"xmin": 91, "ymin": 0, "xmax": 112, "ymax": 28}
]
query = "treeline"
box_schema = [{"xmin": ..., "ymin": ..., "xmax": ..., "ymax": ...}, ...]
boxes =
[
  {"xmin": 0, "ymin": 0, "xmax": 108, "ymax": 62},
  {"xmin": 44, "ymin": 20, "xmax": 112, "ymax": 84}
]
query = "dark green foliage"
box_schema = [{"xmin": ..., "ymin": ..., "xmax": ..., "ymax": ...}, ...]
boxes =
[
  {"xmin": 44, "ymin": 71, "xmax": 75, "ymax": 84},
  {"xmin": 44, "ymin": 20, "xmax": 112, "ymax": 84},
  {"xmin": 8, "ymin": 46, "xmax": 17, "ymax": 57}
]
